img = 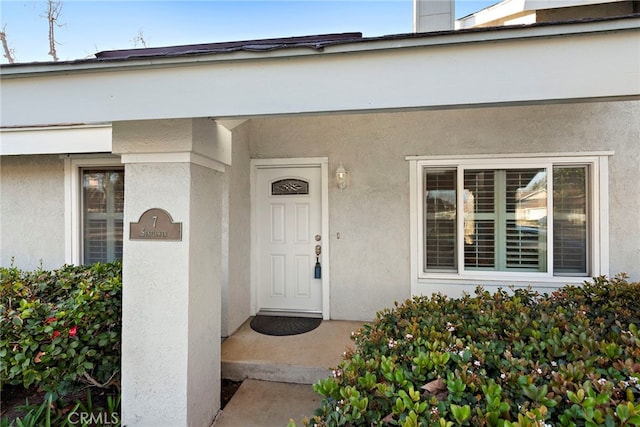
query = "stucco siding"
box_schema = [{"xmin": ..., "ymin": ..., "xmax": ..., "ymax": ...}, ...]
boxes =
[
  {"xmin": 0, "ymin": 155, "xmax": 65, "ymax": 270},
  {"xmin": 1, "ymin": 101, "xmax": 637, "ymax": 323},
  {"xmin": 250, "ymin": 100, "xmax": 640, "ymax": 320},
  {"xmin": 223, "ymin": 122, "xmax": 252, "ymax": 336}
]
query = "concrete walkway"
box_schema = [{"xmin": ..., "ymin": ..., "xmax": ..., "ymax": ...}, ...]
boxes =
[
  {"xmin": 213, "ymin": 319, "xmax": 365, "ymax": 427},
  {"xmin": 212, "ymin": 379, "xmax": 320, "ymax": 427}
]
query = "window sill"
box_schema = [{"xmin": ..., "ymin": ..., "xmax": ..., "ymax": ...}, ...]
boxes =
[{"xmin": 413, "ymin": 274, "xmax": 592, "ymax": 298}]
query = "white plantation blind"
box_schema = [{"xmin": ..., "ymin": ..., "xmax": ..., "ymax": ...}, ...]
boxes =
[
  {"xmin": 425, "ymin": 168, "xmax": 549, "ymax": 273},
  {"xmin": 82, "ymin": 169, "xmax": 125, "ymax": 264},
  {"xmin": 424, "ymin": 169, "xmax": 457, "ymax": 270},
  {"xmin": 463, "ymin": 168, "xmax": 547, "ymax": 272},
  {"xmin": 553, "ymin": 166, "xmax": 587, "ymax": 275},
  {"xmin": 464, "ymin": 169, "xmax": 547, "ymax": 271},
  {"xmin": 464, "ymin": 170, "xmax": 496, "ymax": 269},
  {"xmin": 504, "ymin": 169, "xmax": 547, "ymax": 272},
  {"xmin": 416, "ymin": 153, "xmax": 605, "ymax": 280}
]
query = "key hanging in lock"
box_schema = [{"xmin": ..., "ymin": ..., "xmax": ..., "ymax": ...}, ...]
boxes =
[{"xmin": 314, "ymin": 256, "xmax": 321, "ymax": 279}]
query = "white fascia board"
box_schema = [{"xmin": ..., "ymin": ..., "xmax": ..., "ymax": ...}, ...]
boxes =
[
  {"xmin": 1, "ymin": 19, "xmax": 639, "ymax": 128},
  {"xmin": 0, "ymin": 124, "xmax": 111, "ymax": 155}
]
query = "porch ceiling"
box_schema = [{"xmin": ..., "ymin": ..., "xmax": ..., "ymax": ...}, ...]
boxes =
[{"xmin": 1, "ymin": 17, "xmax": 639, "ymax": 128}]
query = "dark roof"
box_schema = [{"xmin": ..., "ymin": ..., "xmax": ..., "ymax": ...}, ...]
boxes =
[
  {"xmin": 94, "ymin": 33, "xmax": 364, "ymax": 60},
  {"xmin": 92, "ymin": 14, "xmax": 640, "ymax": 62},
  {"xmin": 1, "ymin": 14, "xmax": 638, "ymax": 66}
]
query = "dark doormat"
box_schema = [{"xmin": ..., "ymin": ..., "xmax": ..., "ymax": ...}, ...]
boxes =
[{"xmin": 250, "ymin": 315, "xmax": 322, "ymax": 336}]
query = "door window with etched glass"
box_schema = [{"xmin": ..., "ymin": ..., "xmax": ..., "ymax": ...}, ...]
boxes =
[{"xmin": 82, "ymin": 169, "xmax": 125, "ymax": 264}]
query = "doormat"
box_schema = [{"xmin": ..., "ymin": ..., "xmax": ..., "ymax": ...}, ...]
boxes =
[{"xmin": 250, "ymin": 315, "xmax": 322, "ymax": 336}]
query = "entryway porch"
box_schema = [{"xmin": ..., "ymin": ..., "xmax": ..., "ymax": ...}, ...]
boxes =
[{"xmin": 214, "ymin": 318, "xmax": 365, "ymax": 426}]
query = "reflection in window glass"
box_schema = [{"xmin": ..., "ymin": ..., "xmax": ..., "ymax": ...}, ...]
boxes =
[
  {"xmin": 420, "ymin": 158, "xmax": 596, "ymax": 278},
  {"xmin": 424, "ymin": 169, "xmax": 457, "ymax": 270},
  {"xmin": 463, "ymin": 168, "xmax": 547, "ymax": 272},
  {"xmin": 82, "ymin": 170, "xmax": 124, "ymax": 264},
  {"xmin": 553, "ymin": 166, "xmax": 587, "ymax": 275}
]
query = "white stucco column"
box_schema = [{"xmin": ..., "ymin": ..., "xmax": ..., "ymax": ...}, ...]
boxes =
[{"xmin": 113, "ymin": 118, "xmax": 230, "ymax": 426}]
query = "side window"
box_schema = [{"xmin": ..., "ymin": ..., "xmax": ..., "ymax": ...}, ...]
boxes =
[
  {"xmin": 64, "ymin": 156, "xmax": 125, "ymax": 266},
  {"xmin": 81, "ymin": 169, "xmax": 125, "ymax": 264}
]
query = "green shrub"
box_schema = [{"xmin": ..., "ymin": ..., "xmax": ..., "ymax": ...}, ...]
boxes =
[
  {"xmin": 310, "ymin": 275, "xmax": 640, "ymax": 426},
  {"xmin": 0, "ymin": 262, "xmax": 122, "ymax": 398}
]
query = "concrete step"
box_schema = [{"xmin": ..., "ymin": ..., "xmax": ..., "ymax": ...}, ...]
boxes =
[
  {"xmin": 222, "ymin": 360, "xmax": 331, "ymax": 384},
  {"xmin": 220, "ymin": 319, "xmax": 364, "ymax": 385}
]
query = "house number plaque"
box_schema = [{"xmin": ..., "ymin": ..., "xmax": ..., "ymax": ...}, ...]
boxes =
[{"xmin": 130, "ymin": 208, "xmax": 182, "ymax": 241}]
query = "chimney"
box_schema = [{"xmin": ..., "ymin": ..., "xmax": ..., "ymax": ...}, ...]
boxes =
[{"xmin": 413, "ymin": 0, "xmax": 455, "ymax": 32}]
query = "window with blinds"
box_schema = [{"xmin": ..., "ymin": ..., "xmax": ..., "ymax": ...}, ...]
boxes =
[
  {"xmin": 553, "ymin": 166, "xmax": 587, "ymax": 275},
  {"xmin": 461, "ymin": 169, "xmax": 547, "ymax": 272},
  {"xmin": 82, "ymin": 169, "xmax": 125, "ymax": 264},
  {"xmin": 424, "ymin": 169, "xmax": 457, "ymax": 270},
  {"xmin": 422, "ymin": 164, "xmax": 588, "ymax": 276}
]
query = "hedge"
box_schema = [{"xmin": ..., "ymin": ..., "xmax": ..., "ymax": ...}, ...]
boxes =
[
  {"xmin": 309, "ymin": 275, "xmax": 640, "ymax": 426},
  {"xmin": 0, "ymin": 262, "xmax": 122, "ymax": 398}
]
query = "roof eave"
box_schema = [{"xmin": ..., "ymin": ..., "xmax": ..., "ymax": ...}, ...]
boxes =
[{"xmin": 1, "ymin": 15, "xmax": 638, "ymax": 78}]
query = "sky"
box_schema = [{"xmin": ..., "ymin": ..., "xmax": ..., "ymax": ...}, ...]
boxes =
[{"xmin": 0, "ymin": 0, "xmax": 498, "ymax": 63}]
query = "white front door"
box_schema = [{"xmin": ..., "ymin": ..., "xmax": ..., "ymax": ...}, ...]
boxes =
[{"xmin": 255, "ymin": 164, "xmax": 324, "ymax": 316}]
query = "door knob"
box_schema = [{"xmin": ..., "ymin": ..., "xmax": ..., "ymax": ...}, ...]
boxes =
[{"xmin": 315, "ymin": 245, "xmax": 321, "ymax": 256}]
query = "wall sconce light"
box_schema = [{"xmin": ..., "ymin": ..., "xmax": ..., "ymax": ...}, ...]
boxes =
[{"xmin": 336, "ymin": 162, "xmax": 349, "ymax": 191}]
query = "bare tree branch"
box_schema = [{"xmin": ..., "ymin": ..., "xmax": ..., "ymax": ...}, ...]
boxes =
[
  {"xmin": 44, "ymin": 0, "xmax": 64, "ymax": 62},
  {"xmin": 0, "ymin": 24, "xmax": 16, "ymax": 64},
  {"xmin": 132, "ymin": 30, "xmax": 149, "ymax": 48}
]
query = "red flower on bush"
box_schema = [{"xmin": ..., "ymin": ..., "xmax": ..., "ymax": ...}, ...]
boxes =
[
  {"xmin": 45, "ymin": 317, "xmax": 55, "ymax": 324},
  {"xmin": 52, "ymin": 330, "xmax": 61, "ymax": 338},
  {"xmin": 69, "ymin": 326, "xmax": 78, "ymax": 337}
]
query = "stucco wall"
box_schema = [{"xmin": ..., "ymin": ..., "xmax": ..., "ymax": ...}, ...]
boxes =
[
  {"xmin": 250, "ymin": 100, "xmax": 640, "ymax": 320},
  {"xmin": 1, "ymin": 101, "xmax": 637, "ymax": 322},
  {"xmin": 0, "ymin": 155, "xmax": 65, "ymax": 269},
  {"xmin": 222, "ymin": 122, "xmax": 252, "ymax": 336}
]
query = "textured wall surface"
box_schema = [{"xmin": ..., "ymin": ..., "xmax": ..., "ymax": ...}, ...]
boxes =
[
  {"xmin": 250, "ymin": 101, "xmax": 640, "ymax": 320},
  {"xmin": 114, "ymin": 120, "xmax": 222, "ymax": 427},
  {"xmin": 1, "ymin": 101, "xmax": 637, "ymax": 323},
  {"xmin": 0, "ymin": 155, "xmax": 65, "ymax": 269},
  {"xmin": 223, "ymin": 122, "xmax": 252, "ymax": 337}
]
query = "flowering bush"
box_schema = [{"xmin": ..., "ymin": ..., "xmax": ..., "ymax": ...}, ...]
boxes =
[
  {"xmin": 0, "ymin": 262, "xmax": 122, "ymax": 398},
  {"xmin": 310, "ymin": 275, "xmax": 640, "ymax": 426}
]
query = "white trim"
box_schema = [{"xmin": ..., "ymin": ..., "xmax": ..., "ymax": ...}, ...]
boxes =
[
  {"xmin": 598, "ymin": 156, "xmax": 610, "ymax": 276},
  {"xmin": 63, "ymin": 155, "xmax": 122, "ymax": 265},
  {"xmin": 0, "ymin": 124, "xmax": 111, "ymax": 156},
  {"xmin": 409, "ymin": 152, "xmax": 612, "ymax": 296},
  {"xmin": 250, "ymin": 157, "xmax": 331, "ymax": 320},
  {"xmin": 119, "ymin": 152, "xmax": 226, "ymax": 172},
  {"xmin": 408, "ymin": 159, "xmax": 420, "ymax": 300},
  {"xmin": 2, "ymin": 22, "xmax": 638, "ymax": 128},
  {"xmin": 405, "ymin": 151, "xmax": 615, "ymax": 161}
]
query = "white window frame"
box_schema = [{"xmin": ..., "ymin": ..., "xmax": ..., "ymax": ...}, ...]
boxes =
[
  {"xmin": 63, "ymin": 154, "xmax": 123, "ymax": 265},
  {"xmin": 407, "ymin": 152, "xmax": 612, "ymax": 296}
]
